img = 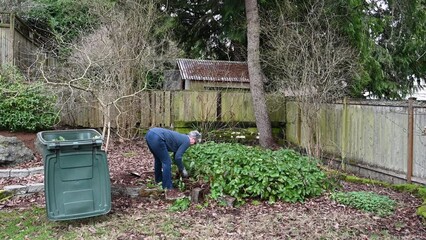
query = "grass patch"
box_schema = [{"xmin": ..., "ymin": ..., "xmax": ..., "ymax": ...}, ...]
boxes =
[
  {"xmin": 0, "ymin": 207, "xmax": 56, "ymax": 240},
  {"xmin": 0, "ymin": 199, "xmax": 420, "ymax": 239}
]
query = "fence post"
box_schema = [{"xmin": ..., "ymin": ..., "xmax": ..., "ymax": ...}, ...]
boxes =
[
  {"xmin": 407, "ymin": 97, "xmax": 415, "ymax": 183},
  {"xmin": 9, "ymin": 12, "xmax": 15, "ymax": 65},
  {"xmin": 297, "ymin": 106, "xmax": 302, "ymax": 145},
  {"xmin": 341, "ymin": 97, "xmax": 348, "ymax": 171}
]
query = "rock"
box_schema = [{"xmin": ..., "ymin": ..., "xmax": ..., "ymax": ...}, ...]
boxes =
[
  {"xmin": 125, "ymin": 187, "xmax": 142, "ymax": 198},
  {"xmin": 139, "ymin": 187, "xmax": 163, "ymax": 198},
  {"xmin": 0, "ymin": 135, "xmax": 34, "ymax": 165},
  {"xmin": 218, "ymin": 195, "xmax": 236, "ymax": 207},
  {"xmin": 3, "ymin": 185, "xmax": 27, "ymax": 195},
  {"xmin": 27, "ymin": 183, "xmax": 44, "ymax": 193},
  {"xmin": 190, "ymin": 187, "xmax": 203, "ymax": 204},
  {"xmin": 34, "ymin": 137, "xmax": 44, "ymax": 155}
]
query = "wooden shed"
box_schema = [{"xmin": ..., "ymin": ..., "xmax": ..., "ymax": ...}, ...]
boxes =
[{"xmin": 164, "ymin": 58, "xmax": 250, "ymax": 91}]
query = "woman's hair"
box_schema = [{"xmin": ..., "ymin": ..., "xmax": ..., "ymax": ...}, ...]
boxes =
[{"xmin": 188, "ymin": 130, "xmax": 202, "ymax": 143}]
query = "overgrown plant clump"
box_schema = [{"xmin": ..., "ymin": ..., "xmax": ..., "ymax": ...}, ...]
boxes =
[
  {"xmin": 330, "ymin": 191, "xmax": 396, "ymax": 217},
  {"xmin": 185, "ymin": 142, "xmax": 327, "ymax": 203},
  {"xmin": 0, "ymin": 66, "xmax": 58, "ymax": 131}
]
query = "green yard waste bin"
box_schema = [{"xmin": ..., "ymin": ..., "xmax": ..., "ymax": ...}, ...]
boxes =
[{"xmin": 37, "ymin": 129, "xmax": 111, "ymax": 221}]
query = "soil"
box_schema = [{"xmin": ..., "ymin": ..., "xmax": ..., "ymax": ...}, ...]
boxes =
[
  {"xmin": 0, "ymin": 130, "xmax": 425, "ymax": 238},
  {"xmin": 0, "ymin": 130, "xmax": 154, "ymax": 211}
]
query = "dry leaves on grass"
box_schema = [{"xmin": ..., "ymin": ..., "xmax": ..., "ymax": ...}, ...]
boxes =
[{"xmin": 0, "ymin": 131, "xmax": 425, "ymax": 239}]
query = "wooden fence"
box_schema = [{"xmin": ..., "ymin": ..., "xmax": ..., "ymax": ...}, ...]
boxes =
[
  {"xmin": 59, "ymin": 90, "xmax": 286, "ymax": 130},
  {"xmin": 60, "ymin": 90, "xmax": 426, "ymax": 184},
  {"xmin": 286, "ymin": 99, "xmax": 426, "ymax": 185},
  {"xmin": 0, "ymin": 12, "xmax": 55, "ymax": 75}
]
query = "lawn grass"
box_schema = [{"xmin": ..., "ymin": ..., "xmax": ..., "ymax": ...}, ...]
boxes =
[
  {"xmin": 0, "ymin": 207, "xmax": 57, "ymax": 240},
  {"xmin": 0, "ymin": 201, "xmax": 403, "ymax": 240},
  {"xmin": 1, "ymin": 173, "xmax": 423, "ymax": 239}
]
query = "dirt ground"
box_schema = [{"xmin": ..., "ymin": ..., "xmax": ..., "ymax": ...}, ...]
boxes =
[{"xmin": 0, "ymin": 130, "xmax": 425, "ymax": 239}]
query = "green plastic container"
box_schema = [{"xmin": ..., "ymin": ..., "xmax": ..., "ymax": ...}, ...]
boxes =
[{"xmin": 37, "ymin": 129, "xmax": 111, "ymax": 221}]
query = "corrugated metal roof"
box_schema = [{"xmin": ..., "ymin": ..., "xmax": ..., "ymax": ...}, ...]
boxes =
[{"xmin": 177, "ymin": 59, "xmax": 249, "ymax": 83}]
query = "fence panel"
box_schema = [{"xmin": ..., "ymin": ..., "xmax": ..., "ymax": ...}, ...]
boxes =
[
  {"xmin": 286, "ymin": 100, "xmax": 426, "ymax": 183},
  {"xmin": 317, "ymin": 103, "xmax": 344, "ymax": 155},
  {"xmin": 172, "ymin": 91, "xmax": 218, "ymax": 123},
  {"xmin": 0, "ymin": 24, "xmax": 12, "ymax": 65},
  {"xmin": 221, "ymin": 92, "xmax": 255, "ymax": 122},
  {"xmin": 267, "ymin": 94, "xmax": 286, "ymax": 123},
  {"xmin": 414, "ymin": 107, "xmax": 426, "ymax": 179},
  {"xmin": 285, "ymin": 102, "xmax": 300, "ymax": 144},
  {"xmin": 344, "ymin": 104, "xmax": 407, "ymax": 173},
  {"xmin": 138, "ymin": 91, "xmax": 151, "ymax": 128}
]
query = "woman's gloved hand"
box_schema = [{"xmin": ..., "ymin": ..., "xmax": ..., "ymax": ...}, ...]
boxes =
[{"xmin": 180, "ymin": 168, "xmax": 189, "ymax": 178}]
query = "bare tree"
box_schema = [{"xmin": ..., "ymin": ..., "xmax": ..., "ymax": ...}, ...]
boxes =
[
  {"xmin": 38, "ymin": 0, "xmax": 181, "ymax": 150},
  {"xmin": 262, "ymin": 1, "xmax": 358, "ymax": 157},
  {"xmin": 245, "ymin": 0, "xmax": 275, "ymax": 149}
]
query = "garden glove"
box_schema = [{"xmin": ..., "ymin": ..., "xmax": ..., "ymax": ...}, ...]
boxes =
[{"xmin": 180, "ymin": 168, "xmax": 189, "ymax": 178}]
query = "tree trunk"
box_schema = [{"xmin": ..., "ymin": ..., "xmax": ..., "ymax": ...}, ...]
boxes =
[{"xmin": 245, "ymin": 0, "xmax": 275, "ymax": 148}]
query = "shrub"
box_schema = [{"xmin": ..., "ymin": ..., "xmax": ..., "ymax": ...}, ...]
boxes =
[
  {"xmin": 330, "ymin": 191, "xmax": 396, "ymax": 217},
  {"xmin": 0, "ymin": 66, "xmax": 59, "ymax": 131},
  {"xmin": 185, "ymin": 142, "xmax": 327, "ymax": 203}
]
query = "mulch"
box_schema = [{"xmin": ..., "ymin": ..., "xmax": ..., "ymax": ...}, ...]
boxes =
[{"xmin": 0, "ymin": 130, "xmax": 425, "ymax": 237}]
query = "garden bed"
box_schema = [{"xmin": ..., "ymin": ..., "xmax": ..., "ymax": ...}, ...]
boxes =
[{"xmin": 0, "ymin": 130, "xmax": 425, "ymax": 239}]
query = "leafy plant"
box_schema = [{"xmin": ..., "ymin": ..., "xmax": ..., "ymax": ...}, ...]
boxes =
[
  {"xmin": 175, "ymin": 177, "xmax": 186, "ymax": 192},
  {"xmin": 185, "ymin": 142, "xmax": 328, "ymax": 204},
  {"xmin": 0, "ymin": 66, "xmax": 59, "ymax": 131},
  {"xmin": 52, "ymin": 136, "xmax": 66, "ymax": 141},
  {"xmin": 330, "ymin": 191, "xmax": 396, "ymax": 217},
  {"xmin": 145, "ymin": 179, "xmax": 162, "ymax": 189},
  {"xmin": 168, "ymin": 198, "xmax": 191, "ymax": 212}
]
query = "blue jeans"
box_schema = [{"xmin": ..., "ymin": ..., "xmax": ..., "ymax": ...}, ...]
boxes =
[{"xmin": 145, "ymin": 130, "xmax": 173, "ymax": 189}]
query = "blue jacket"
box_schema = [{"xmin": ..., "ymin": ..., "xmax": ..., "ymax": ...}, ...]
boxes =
[{"xmin": 149, "ymin": 128, "xmax": 190, "ymax": 169}]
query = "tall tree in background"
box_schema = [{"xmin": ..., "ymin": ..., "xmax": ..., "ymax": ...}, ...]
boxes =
[
  {"xmin": 245, "ymin": 0, "xmax": 274, "ymax": 148},
  {"xmin": 329, "ymin": 0, "xmax": 426, "ymax": 99},
  {"xmin": 160, "ymin": 0, "xmax": 247, "ymax": 60}
]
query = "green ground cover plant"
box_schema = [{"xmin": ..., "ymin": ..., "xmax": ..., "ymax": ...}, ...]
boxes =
[
  {"xmin": 168, "ymin": 198, "xmax": 191, "ymax": 212},
  {"xmin": 185, "ymin": 142, "xmax": 328, "ymax": 204},
  {"xmin": 339, "ymin": 174, "xmax": 426, "ymax": 218},
  {"xmin": 330, "ymin": 191, "xmax": 396, "ymax": 217}
]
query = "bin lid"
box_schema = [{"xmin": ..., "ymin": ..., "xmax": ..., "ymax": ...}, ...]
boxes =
[
  {"xmin": 44, "ymin": 147, "xmax": 111, "ymax": 220},
  {"xmin": 37, "ymin": 129, "xmax": 103, "ymax": 149}
]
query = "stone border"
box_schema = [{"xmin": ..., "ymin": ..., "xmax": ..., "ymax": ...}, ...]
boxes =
[
  {"xmin": 4, "ymin": 183, "xmax": 44, "ymax": 195},
  {"xmin": 1, "ymin": 167, "xmax": 45, "ymax": 197},
  {"xmin": 0, "ymin": 166, "xmax": 43, "ymax": 178},
  {"xmin": 1, "ymin": 167, "xmax": 203, "ymax": 203},
  {"xmin": 1, "ymin": 167, "xmax": 148, "ymax": 198}
]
